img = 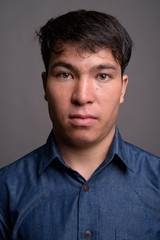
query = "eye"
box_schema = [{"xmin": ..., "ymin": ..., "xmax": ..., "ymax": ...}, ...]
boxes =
[
  {"xmin": 56, "ymin": 72, "xmax": 72, "ymax": 79},
  {"xmin": 98, "ymin": 74, "xmax": 109, "ymax": 81}
]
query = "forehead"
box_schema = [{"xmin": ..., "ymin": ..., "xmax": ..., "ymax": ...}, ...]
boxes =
[{"xmin": 49, "ymin": 42, "xmax": 120, "ymax": 68}]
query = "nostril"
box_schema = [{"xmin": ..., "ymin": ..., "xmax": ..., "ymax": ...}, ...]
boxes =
[
  {"xmin": 73, "ymin": 100, "xmax": 83, "ymax": 106},
  {"xmin": 71, "ymin": 96, "xmax": 93, "ymax": 106}
]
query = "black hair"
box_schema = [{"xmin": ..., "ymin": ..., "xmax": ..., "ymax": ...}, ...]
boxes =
[{"xmin": 36, "ymin": 10, "xmax": 132, "ymax": 75}]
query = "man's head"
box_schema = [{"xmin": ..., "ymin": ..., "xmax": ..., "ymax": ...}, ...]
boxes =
[
  {"xmin": 37, "ymin": 10, "xmax": 132, "ymax": 76},
  {"xmin": 36, "ymin": 10, "xmax": 132, "ymax": 149}
]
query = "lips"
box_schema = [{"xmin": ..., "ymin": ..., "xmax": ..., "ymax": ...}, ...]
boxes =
[{"xmin": 69, "ymin": 114, "xmax": 97, "ymax": 127}]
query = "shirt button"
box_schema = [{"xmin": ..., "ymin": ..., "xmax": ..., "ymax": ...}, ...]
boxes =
[
  {"xmin": 84, "ymin": 230, "xmax": 92, "ymax": 239},
  {"xmin": 84, "ymin": 184, "xmax": 90, "ymax": 192}
]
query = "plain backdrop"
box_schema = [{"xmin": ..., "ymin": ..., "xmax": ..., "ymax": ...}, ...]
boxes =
[{"xmin": 0, "ymin": 0, "xmax": 160, "ymax": 168}]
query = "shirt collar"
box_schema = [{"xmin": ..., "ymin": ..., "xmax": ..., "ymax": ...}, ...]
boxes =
[
  {"xmin": 107, "ymin": 125, "xmax": 134, "ymax": 172},
  {"xmin": 38, "ymin": 126, "xmax": 134, "ymax": 175},
  {"xmin": 38, "ymin": 131, "xmax": 64, "ymax": 175}
]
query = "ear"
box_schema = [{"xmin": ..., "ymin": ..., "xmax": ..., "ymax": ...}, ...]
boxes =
[
  {"xmin": 120, "ymin": 75, "xmax": 128, "ymax": 104},
  {"xmin": 41, "ymin": 72, "xmax": 48, "ymax": 101}
]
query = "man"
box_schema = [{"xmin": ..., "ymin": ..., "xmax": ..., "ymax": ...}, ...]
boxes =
[{"xmin": 0, "ymin": 10, "xmax": 160, "ymax": 240}]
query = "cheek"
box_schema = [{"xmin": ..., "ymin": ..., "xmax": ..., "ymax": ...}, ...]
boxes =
[
  {"xmin": 47, "ymin": 83, "xmax": 71, "ymax": 101},
  {"xmin": 47, "ymin": 87, "xmax": 70, "ymax": 118},
  {"xmin": 100, "ymin": 85, "xmax": 121, "ymax": 108}
]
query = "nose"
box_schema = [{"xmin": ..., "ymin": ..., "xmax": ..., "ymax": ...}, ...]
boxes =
[{"xmin": 71, "ymin": 78, "xmax": 95, "ymax": 106}]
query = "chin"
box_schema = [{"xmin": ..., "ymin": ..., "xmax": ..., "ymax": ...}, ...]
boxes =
[{"xmin": 66, "ymin": 133, "xmax": 99, "ymax": 147}]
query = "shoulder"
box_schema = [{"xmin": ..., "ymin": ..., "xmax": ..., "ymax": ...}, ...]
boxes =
[
  {"xmin": 0, "ymin": 143, "xmax": 46, "ymax": 180},
  {"xmin": 121, "ymin": 141, "xmax": 160, "ymax": 214},
  {"xmin": 124, "ymin": 140, "xmax": 160, "ymax": 162},
  {"xmin": 122, "ymin": 140, "xmax": 160, "ymax": 184},
  {"xmin": 0, "ymin": 143, "xmax": 48, "ymax": 238},
  {"xmin": 0, "ymin": 143, "xmax": 48, "ymax": 208},
  {"xmin": 115, "ymin": 127, "xmax": 160, "ymax": 173}
]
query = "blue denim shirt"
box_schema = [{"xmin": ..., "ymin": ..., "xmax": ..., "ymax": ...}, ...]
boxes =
[{"xmin": 0, "ymin": 127, "xmax": 160, "ymax": 240}]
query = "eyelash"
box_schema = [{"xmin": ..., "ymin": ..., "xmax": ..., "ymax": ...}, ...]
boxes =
[
  {"xmin": 56, "ymin": 72, "xmax": 73, "ymax": 79},
  {"xmin": 55, "ymin": 72, "xmax": 111, "ymax": 81},
  {"xmin": 97, "ymin": 74, "xmax": 110, "ymax": 81}
]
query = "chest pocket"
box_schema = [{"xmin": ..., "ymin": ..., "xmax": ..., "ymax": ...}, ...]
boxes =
[{"xmin": 117, "ymin": 233, "xmax": 160, "ymax": 240}]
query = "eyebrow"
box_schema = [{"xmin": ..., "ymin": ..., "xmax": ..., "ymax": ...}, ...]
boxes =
[
  {"xmin": 90, "ymin": 64, "xmax": 117, "ymax": 72},
  {"xmin": 49, "ymin": 61, "xmax": 117, "ymax": 76},
  {"xmin": 50, "ymin": 62, "xmax": 79, "ymax": 74}
]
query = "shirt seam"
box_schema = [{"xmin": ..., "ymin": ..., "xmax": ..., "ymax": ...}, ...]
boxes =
[{"xmin": 0, "ymin": 207, "xmax": 10, "ymax": 232}]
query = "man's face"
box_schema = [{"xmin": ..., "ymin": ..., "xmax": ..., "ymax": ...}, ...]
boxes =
[{"xmin": 42, "ymin": 42, "xmax": 128, "ymax": 148}]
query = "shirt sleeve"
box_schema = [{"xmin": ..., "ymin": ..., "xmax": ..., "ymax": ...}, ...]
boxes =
[
  {"xmin": 0, "ymin": 208, "xmax": 10, "ymax": 240},
  {"xmin": 0, "ymin": 167, "xmax": 11, "ymax": 240}
]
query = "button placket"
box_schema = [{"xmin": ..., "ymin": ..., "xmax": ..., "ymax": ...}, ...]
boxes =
[
  {"xmin": 83, "ymin": 185, "xmax": 91, "ymax": 239},
  {"xmin": 78, "ymin": 183, "xmax": 98, "ymax": 239}
]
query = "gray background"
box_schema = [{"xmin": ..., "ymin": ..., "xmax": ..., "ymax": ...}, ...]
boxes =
[{"xmin": 0, "ymin": 0, "xmax": 160, "ymax": 168}]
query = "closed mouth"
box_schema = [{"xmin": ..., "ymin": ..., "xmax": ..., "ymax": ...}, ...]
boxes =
[{"xmin": 69, "ymin": 114, "xmax": 97, "ymax": 126}]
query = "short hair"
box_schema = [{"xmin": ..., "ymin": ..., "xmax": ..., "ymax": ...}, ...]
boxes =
[{"xmin": 36, "ymin": 10, "xmax": 132, "ymax": 75}]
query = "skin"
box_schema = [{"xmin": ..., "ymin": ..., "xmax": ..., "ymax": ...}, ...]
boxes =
[{"xmin": 42, "ymin": 42, "xmax": 128, "ymax": 180}]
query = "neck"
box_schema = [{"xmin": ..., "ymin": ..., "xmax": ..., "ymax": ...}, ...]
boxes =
[{"xmin": 55, "ymin": 127, "xmax": 115, "ymax": 180}]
